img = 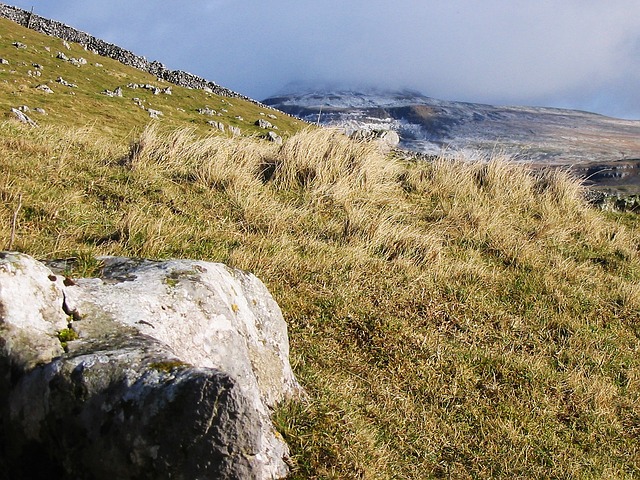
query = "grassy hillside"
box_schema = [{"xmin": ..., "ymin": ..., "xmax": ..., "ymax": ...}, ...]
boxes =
[
  {"xmin": 2, "ymin": 16, "xmax": 640, "ymax": 479},
  {"xmin": 0, "ymin": 17, "xmax": 304, "ymax": 140}
]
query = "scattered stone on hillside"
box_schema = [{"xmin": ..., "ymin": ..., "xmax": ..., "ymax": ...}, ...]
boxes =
[
  {"xmin": 32, "ymin": 63, "xmax": 42, "ymax": 69},
  {"xmin": 132, "ymin": 97, "xmax": 145, "ymax": 108},
  {"xmin": 43, "ymin": 46, "xmax": 50, "ymax": 52},
  {"xmin": 198, "ymin": 107, "xmax": 218, "ymax": 116},
  {"xmin": 203, "ymin": 86, "xmax": 213, "ymax": 94},
  {"xmin": 94, "ymin": 62, "xmax": 102, "ymax": 67},
  {"xmin": 0, "ymin": 58, "xmax": 8, "ymax": 65},
  {"xmin": 62, "ymin": 39, "xmax": 71, "ymax": 49},
  {"xmin": 10, "ymin": 107, "xmax": 37, "ymax": 126},
  {"xmin": 256, "ymin": 118, "xmax": 274, "ymax": 129},
  {"xmin": 267, "ymin": 114, "xmax": 277, "ymax": 120},
  {"xmin": 148, "ymin": 108, "xmax": 163, "ymax": 118},
  {"xmin": 70, "ymin": 57, "xmax": 87, "ymax": 66},
  {"xmin": 235, "ymin": 115, "xmax": 244, "ymax": 121},
  {"xmin": 56, "ymin": 51, "xmax": 69, "ymax": 61},
  {"xmin": 103, "ymin": 86, "xmax": 123, "ymax": 97},
  {"xmin": 36, "ymin": 84, "xmax": 54, "ymax": 94},
  {"xmin": 17, "ymin": 105, "xmax": 29, "ymax": 112},
  {"xmin": 56, "ymin": 76, "xmax": 77, "ymax": 88},
  {"xmin": 229, "ymin": 125, "xmax": 241, "ymax": 137},
  {"xmin": 27, "ymin": 69, "xmax": 41, "ymax": 77},
  {"xmin": 208, "ymin": 120, "xmax": 225, "ymax": 132},
  {"xmin": 35, "ymin": 107, "xmax": 46, "ymax": 115},
  {"xmin": 12, "ymin": 41, "xmax": 26, "ymax": 49},
  {"xmin": 126, "ymin": 83, "xmax": 169, "ymax": 95},
  {"xmin": 0, "ymin": 252, "xmax": 300, "ymax": 479},
  {"xmin": 266, "ymin": 131, "xmax": 283, "ymax": 145},
  {"xmin": 588, "ymin": 192, "xmax": 640, "ymax": 213}
]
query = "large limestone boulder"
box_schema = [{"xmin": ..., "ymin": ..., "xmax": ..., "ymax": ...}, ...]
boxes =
[{"xmin": 0, "ymin": 252, "xmax": 300, "ymax": 479}]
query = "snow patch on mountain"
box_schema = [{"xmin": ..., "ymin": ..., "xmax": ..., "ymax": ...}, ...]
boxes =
[{"xmin": 263, "ymin": 86, "xmax": 640, "ymax": 165}]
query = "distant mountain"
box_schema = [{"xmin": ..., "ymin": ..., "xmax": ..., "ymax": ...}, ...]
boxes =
[{"xmin": 263, "ymin": 87, "xmax": 640, "ymax": 192}]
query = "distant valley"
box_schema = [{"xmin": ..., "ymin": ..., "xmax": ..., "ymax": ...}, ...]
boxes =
[{"xmin": 264, "ymin": 88, "xmax": 640, "ymax": 193}]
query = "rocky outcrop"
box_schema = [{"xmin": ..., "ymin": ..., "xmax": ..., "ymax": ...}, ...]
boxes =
[
  {"xmin": 266, "ymin": 131, "xmax": 283, "ymax": 145},
  {"xmin": 0, "ymin": 252, "xmax": 300, "ymax": 479},
  {"xmin": 256, "ymin": 119, "xmax": 274, "ymax": 129},
  {"xmin": 351, "ymin": 128, "xmax": 400, "ymax": 153}
]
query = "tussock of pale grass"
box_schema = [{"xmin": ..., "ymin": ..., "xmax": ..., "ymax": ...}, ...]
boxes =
[
  {"xmin": 3, "ymin": 120, "xmax": 640, "ymax": 478},
  {"xmin": 126, "ymin": 124, "xmax": 273, "ymax": 192},
  {"xmin": 269, "ymin": 127, "xmax": 401, "ymax": 200}
]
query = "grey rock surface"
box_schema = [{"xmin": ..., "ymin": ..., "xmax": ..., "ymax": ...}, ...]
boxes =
[
  {"xmin": 266, "ymin": 131, "xmax": 283, "ymax": 145},
  {"xmin": 256, "ymin": 119, "xmax": 274, "ymax": 129},
  {"xmin": 351, "ymin": 128, "xmax": 400, "ymax": 152},
  {"xmin": 10, "ymin": 107, "xmax": 37, "ymax": 126},
  {"xmin": 0, "ymin": 252, "xmax": 300, "ymax": 479},
  {"xmin": 36, "ymin": 84, "xmax": 54, "ymax": 94}
]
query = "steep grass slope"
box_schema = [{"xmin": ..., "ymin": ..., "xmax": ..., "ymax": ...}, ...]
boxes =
[
  {"xmin": 1, "ymin": 14, "xmax": 640, "ymax": 480},
  {"xmin": 0, "ymin": 17, "xmax": 304, "ymax": 140}
]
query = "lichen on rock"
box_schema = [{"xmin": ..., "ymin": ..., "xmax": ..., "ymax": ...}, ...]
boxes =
[{"xmin": 0, "ymin": 252, "xmax": 301, "ymax": 479}]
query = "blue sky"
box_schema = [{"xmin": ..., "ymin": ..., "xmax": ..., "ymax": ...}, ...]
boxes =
[{"xmin": 7, "ymin": 0, "xmax": 640, "ymax": 119}]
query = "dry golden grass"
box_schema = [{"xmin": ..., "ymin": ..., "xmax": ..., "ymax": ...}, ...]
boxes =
[{"xmin": 2, "ymin": 120, "xmax": 640, "ymax": 478}]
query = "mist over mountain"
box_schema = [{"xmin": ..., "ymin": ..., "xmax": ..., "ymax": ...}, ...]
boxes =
[{"xmin": 264, "ymin": 85, "xmax": 640, "ymax": 192}]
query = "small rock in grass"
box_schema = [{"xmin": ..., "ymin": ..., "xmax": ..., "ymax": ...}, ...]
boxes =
[
  {"xmin": 57, "ymin": 77, "xmax": 77, "ymax": 88},
  {"xmin": 36, "ymin": 84, "xmax": 54, "ymax": 94},
  {"xmin": 266, "ymin": 131, "xmax": 283, "ymax": 145},
  {"xmin": 11, "ymin": 107, "xmax": 37, "ymax": 126},
  {"xmin": 255, "ymin": 119, "xmax": 273, "ymax": 129}
]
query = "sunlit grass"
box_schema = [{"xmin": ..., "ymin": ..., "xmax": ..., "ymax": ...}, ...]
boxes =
[
  {"xmin": 2, "ymin": 120, "xmax": 640, "ymax": 478},
  {"xmin": 0, "ymin": 17, "xmax": 305, "ymax": 140}
]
